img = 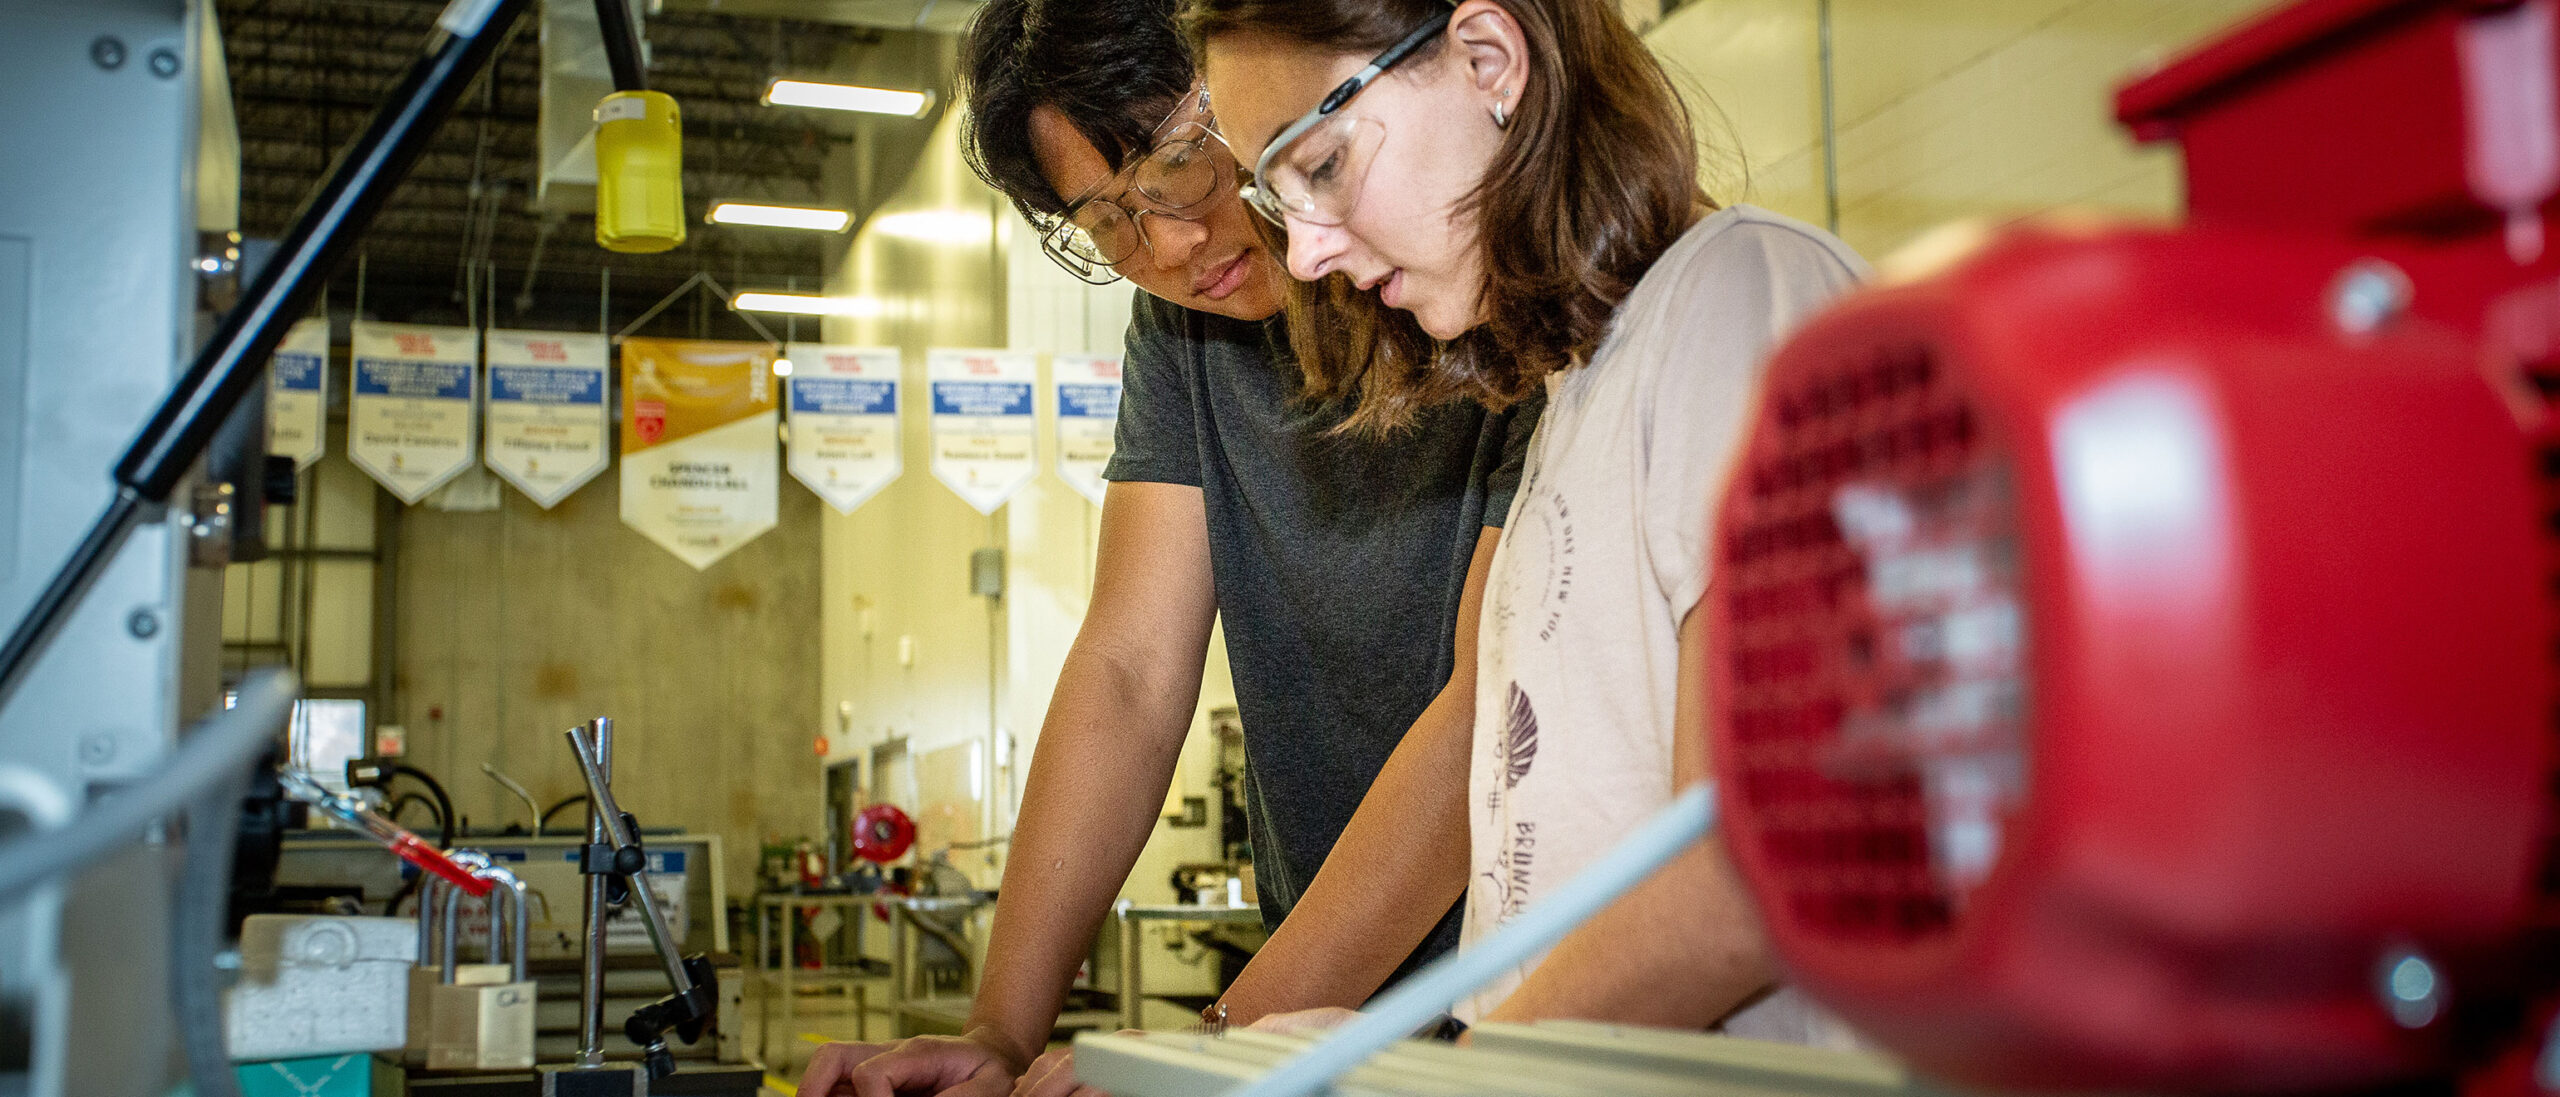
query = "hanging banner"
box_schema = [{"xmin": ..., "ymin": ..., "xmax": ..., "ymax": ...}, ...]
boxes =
[
  {"xmin": 1051, "ymin": 353, "xmax": 1122, "ymax": 506},
  {"xmin": 267, "ymin": 317, "xmax": 330, "ymax": 471},
  {"xmin": 784, "ymin": 343, "xmax": 903, "ymax": 515},
  {"xmin": 483, "ymin": 330, "xmax": 610, "ymax": 508},
  {"xmin": 927, "ymin": 348, "xmax": 1038, "ymax": 514},
  {"xmin": 349, "ymin": 322, "xmax": 479, "ymax": 504},
  {"xmin": 619, "ymin": 338, "xmax": 779, "ymax": 570}
]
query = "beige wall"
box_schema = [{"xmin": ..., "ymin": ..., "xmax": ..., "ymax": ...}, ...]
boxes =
[
  {"xmin": 814, "ymin": 72, "xmax": 1016, "ymax": 877},
  {"xmin": 1646, "ymin": 0, "xmax": 2273, "ymax": 262},
  {"xmin": 223, "ymin": 427, "xmax": 381, "ymax": 692},
  {"xmin": 392, "ymin": 468, "xmax": 826, "ymax": 898}
]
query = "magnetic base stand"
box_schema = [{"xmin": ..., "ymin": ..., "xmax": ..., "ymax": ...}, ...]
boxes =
[
  {"xmin": 540, "ymin": 1063, "xmax": 648, "ymax": 1097},
  {"xmin": 556, "ymin": 718, "xmax": 717, "ymax": 1090}
]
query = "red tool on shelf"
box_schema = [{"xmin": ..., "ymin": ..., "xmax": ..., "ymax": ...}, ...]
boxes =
[
  {"xmin": 279, "ymin": 770, "xmax": 493, "ymax": 898},
  {"xmin": 1709, "ymin": 1, "xmax": 2560, "ymax": 1092}
]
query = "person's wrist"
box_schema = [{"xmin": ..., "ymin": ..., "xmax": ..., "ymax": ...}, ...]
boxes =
[{"xmin": 959, "ymin": 1023, "xmax": 1037, "ymax": 1076}]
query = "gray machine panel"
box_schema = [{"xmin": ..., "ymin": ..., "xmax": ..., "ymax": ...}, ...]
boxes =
[
  {"xmin": 0, "ymin": 235, "xmax": 24, "ymax": 588},
  {"xmin": 0, "ymin": 0, "xmax": 208, "ymax": 1094},
  {"xmin": 0, "ymin": 0, "xmax": 199, "ymax": 788}
]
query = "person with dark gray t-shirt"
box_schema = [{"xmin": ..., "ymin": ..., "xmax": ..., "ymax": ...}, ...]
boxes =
[
  {"xmin": 1109, "ymin": 294, "xmax": 1535, "ymax": 966},
  {"xmin": 796, "ymin": 2, "xmax": 1538, "ymax": 1095}
]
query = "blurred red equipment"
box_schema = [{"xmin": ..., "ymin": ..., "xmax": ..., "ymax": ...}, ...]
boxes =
[{"xmin": 1709, "ymin": 0, "xmax": 2560, "ymax": 1090}]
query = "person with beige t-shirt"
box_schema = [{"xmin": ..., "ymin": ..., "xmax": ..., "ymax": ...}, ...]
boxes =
[
  {"xmin": 1195, "ymin": 0, "xmax": 1871, "ymax": 1038},
  {"xmin": 1461, "ymin": 206, "xmax": 1866, "ymax": 1042}
]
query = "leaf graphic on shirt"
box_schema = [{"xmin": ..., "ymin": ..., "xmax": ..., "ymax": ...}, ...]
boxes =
[{"xmin": 1500, "ymin": 683, "xmax": 1539, "ymax": 790}]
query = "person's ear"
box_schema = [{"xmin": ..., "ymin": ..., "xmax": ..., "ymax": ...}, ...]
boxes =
[{"xmin": 1449, "ymin": 0, "xmax": 1530, "ymax": 115}]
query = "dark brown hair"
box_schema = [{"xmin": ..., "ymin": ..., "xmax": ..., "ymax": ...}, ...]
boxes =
[
  {"xmin": 1179, "ymin": 0, "xmax": 1712, "ymax": 436},
  {"xmin": 958, "ymin": 0, "xmax": 1194, "ymax": 223}
]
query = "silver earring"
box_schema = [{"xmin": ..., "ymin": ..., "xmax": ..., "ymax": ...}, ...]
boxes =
[{"xmin": 1492, "ymin": 100, "xmax": 1509, "ymax": 128}]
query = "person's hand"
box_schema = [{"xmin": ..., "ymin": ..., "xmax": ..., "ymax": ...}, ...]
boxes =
[
  {"xmin": 797, "ymin": 1032, "xmax": 1026, "ymax": 1097},
  {"xmin": 796, "ymin": 1039, "xmax": 893, "ymax": 1097},
  {"xmin": 1011, "ymin": 1045, "xmax": 1102, "ymax": 1097},
  {"xmin": 1011, "ymin": 1028, "xmax": 1151, "ymax": 1097},
  {"xmin": 1244, "ymin": 1006, "xmax": 1362, "ymax": 1036}
]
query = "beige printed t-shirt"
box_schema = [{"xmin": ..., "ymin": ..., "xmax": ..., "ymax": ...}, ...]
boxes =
[{"xmin": 1458, "ymin": 206, "xmax": 1868, "ymax": 1031}]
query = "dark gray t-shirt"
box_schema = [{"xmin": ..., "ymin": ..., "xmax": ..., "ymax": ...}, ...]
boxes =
[{"xmin": 1104, "ymin": 292, "xmax": 1541, "ymax": 984}]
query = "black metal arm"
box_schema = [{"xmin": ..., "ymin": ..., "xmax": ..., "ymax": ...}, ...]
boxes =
[{"xmin": 595, "ymin": 0, "xmax": 648, "ymax": 92}]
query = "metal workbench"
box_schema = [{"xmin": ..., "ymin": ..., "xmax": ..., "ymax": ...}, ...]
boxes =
[
  {"xmin": 1112, "ymin": 902, "xmax": 1265, "ymax": 1030},
  {"xmin": 749, "ymin": 892, "xmax": 986, "ymax": 1067}
]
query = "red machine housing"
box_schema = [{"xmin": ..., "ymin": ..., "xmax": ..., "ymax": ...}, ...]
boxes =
[{"xmin": 1709, "ymin": 0, "xmax": 2560, "ymax": 1089}]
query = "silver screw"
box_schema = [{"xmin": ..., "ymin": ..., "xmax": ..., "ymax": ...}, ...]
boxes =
[
  {"xmin": 147, "ymin": 48, "xmax": 179, "ymax": 79},
  {"xmin": 125, "ymin": 608, "xmax": 160, "ymax": 639},
  {"xmin": 2329, "ymin": 259, "xmax": 2413, "ymax": 337},
  {"xmin": 77, "ymin": 732, "xmax": 116, "ymax": 767},
  {"xmin": 90, "ymin": 36, "xmax": 126, "ymax": 70},
  {"xmin": 2375, "ymin": 947, "xmax": 2444, "ymax": 1029}
]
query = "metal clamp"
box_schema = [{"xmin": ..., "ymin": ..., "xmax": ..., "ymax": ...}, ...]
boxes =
[
  {"xmin": 417, "ymin": 849, "xmax": 492, "ymax": 971},
  {"xmin": 443, "ymin": 863, "xmax": 529, "ymax": 983}
]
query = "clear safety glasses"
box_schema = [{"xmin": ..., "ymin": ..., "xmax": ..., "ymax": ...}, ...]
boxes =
[
  {"xmin": 1039, "ymin": 87, "xmax": 1238, "ymax": 285},
  {"xmin": 1238, "ymin": 6, "xmax": 1453, "ymax": 228}
]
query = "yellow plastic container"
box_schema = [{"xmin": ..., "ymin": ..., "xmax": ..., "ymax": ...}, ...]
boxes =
[{"xmin": 593, "ymin": 90, "xmax": 686, "ymax": 254}]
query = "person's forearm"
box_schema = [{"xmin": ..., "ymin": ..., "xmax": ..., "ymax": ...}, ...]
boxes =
[
  {"xmin": 964, "ymin": 642, "xmax": 1203, "ymax": 1063},
  {"xmin": 1479, "ymin": 838, "xmax": 1775, "ymax": 1028},
  {"xmin": 1213, "ymin": 678, "xmax": 1474, "ymax": 1022}
]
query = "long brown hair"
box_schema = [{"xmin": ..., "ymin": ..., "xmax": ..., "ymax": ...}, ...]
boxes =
[{"xmin": 1181, "ymin": 0, "xmax": 1711, "ymax": 436}]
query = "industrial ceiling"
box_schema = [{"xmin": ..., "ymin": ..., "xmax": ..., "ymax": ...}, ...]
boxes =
[{"xmin": 217, "ymin": 0, "xmax": 969, "ymax": 338}]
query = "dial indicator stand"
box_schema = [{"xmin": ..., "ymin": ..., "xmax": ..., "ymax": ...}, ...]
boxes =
[{"xmin": 540, "ymin": 717, "xmax": 718, "ymax": 1096}]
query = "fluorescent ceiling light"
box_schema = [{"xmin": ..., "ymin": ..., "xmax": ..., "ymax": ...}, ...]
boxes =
[
  {"xmin": 870, "ymin": 210, "xmax": 992, "ymax": 246},
  {"xmin": 764, "ymin": 79, "xmax": 932, "ymax": 116},
  {"xmin": 708, "ymin": 202, "xmax": 851, "ymax": 232},
  {"xmin": 732, "ymin": 292, "xmax": 884, "ymax": 318}
]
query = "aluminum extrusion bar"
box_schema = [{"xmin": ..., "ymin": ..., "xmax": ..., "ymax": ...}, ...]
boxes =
[{"xmin": 1075, "ymin": 1027, "xmax": 1934, "ymax": 1097}]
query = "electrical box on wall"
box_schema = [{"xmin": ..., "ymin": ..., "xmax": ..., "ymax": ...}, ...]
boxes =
[{"xmin": 969, "ymin": 547, "xmax": 1004, "ymax": 598}]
